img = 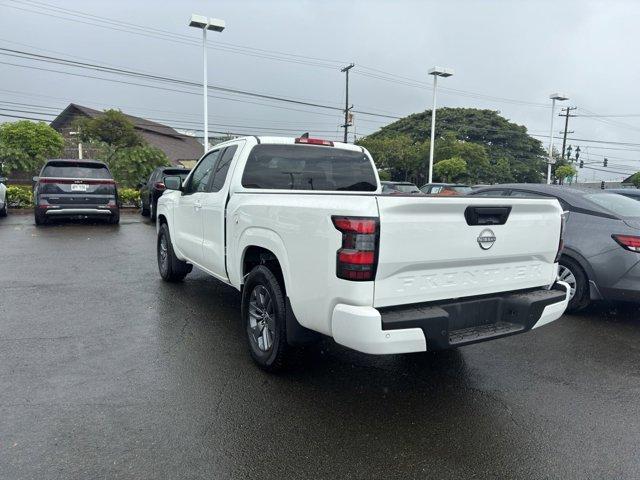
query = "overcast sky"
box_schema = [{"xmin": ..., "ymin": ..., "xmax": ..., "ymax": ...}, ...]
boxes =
[{"xmin": 2, "ymin": 0, "xmax": 640, "ymax": 181}]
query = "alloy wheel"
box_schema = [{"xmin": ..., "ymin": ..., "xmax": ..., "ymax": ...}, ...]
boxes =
[
  {"xmin": 558, "ymin": 264, "xmax": 577, "ymax": 300},
  {"xmin": 247, "ymin": 285, "xmax": 275, "ymax": 352}
]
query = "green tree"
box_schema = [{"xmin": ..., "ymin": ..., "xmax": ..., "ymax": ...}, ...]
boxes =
[
  {"xmin": 0, "ymin": 121, "xmax": 64, "ymax": 174},
  {"xmin": 434, "ymin": 157, "xmax": 467, "ymax": 182},
  {"xmin": 555, "ymin": 164, "xmax": 576, "ymax": 185},
  {"xmin": 364, "ymin": 107, "xmax": 547, "ymax": 183},
  {"xmin": 630, "ymin": 172, "xmax": 640, "ymax": 188},
  {"xmin": 78, "ymin": 109, "xmax": 142, "ymax": 160},
  {"xmin": 357, "ymin": 134, "xmax": 427, "ymax": 184},
  {"xmin": 108, "ymin": 145, "xmax": 169, "ymax": 188}
]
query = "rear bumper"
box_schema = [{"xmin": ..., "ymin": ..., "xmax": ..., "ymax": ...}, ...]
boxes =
[
  {"xmin": 331, "ymin": 282, "xmax": 569, "ymax": 354},
  {"xmin": 41, "ymin": 207, "xmax": 118, "ymax": 217}
]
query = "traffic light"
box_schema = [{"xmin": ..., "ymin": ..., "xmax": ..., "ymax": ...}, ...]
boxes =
[
  {"xmin": 601, "ymin": 181, "xmax": 605, "ymax": 190},
  {"xmin": 579, "ymin": 160, "xmax": 584, "ymax": 168},
  {"xmin": 603, "ymin": 158, "xmax": 608, "ymax": 167},
  {"xmin": 567, "ymin": 145, "xmax": 573, "ymax": 161},
  {"xmin": 575, "ymin": 146, "xmax": 581, "ymax": 162}
]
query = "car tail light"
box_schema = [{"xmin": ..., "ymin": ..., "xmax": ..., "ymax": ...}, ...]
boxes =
[
  {"xmin": 154, "ymin": 181, "xmax": 166, "ymax": 191},
  {"xmin": 555, "ymin": 211, "xmax": 568, "ymax": 262},
  {"xmin": 295, "ymin": 137, "xmax": 334, "ymax": 147},
  {"xmin": 612, "ymin": 234, "xmax": 640, "ymax": 252},
  {"xmin": 332, "ymin": 216, "xmax": 379, "ymax": 281}
]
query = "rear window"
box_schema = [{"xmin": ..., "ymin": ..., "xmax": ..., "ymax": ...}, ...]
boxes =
[
  {"xmin": 394, "ymin": 184, "xmax": 420, "ymax": 193},
  {"xmin": 451, "ymin": 186, "xmax": 472, "ymax": 194},
  {"xmin": 241, "ymin": 144, "xmax": 377, "ymax": 191},
  {"xmin": 163, "ymin": 169, "xmax": 190, "ymax": 180},
  {"xmin": 584, "ymin": 193, "xmax": 640, "ymax": 217},
  {"xmin": 42, "ymin": 162, "xmax": 112, "ymax": 179}
]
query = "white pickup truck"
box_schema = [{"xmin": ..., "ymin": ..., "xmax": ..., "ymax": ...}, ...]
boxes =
[{"xmin": 156, "ymin": 135, "xmax": 569, "ymax": 371}]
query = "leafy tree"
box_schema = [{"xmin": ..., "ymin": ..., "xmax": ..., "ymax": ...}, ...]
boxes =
[
  {"xmin": 364, "ymin": 107, "xmax": 547, "ymax": 183},
  {"xmin": 108, "ymin": 145, "xmax": 169, "ymax": 188},
  {"xmin": 434, "ymin": 157, "xmax": 467, "ymax": 182},
  {"xmin": 358, "ymin": 134, "xmax": 427, "ymax": 184},
  {"xmin": 77, "ymin": 110, "xmax": 169, "ymax": 187},
  {"xmin": 0, "ymin": 121, "xmax": 64, "ymax": 174},
  {"xmin": 555, "ymin": 164, "xmax": 576, "ymax": 185},
  {"xmin": 630, "ymin": 172, "xmax": 640, "ymax": 188},
  {"xmin": 78, "ymin": 109, "xmax": 142, "ymax": 160}
]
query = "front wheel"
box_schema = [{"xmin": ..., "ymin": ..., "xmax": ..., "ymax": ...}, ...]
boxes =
[
  {"xmin": 150, "ymin": 200, "xmax": 157, "ymax": 222},
  {"xmin": 558, "ymin": 256, "xmax": 590, "ymax": 313},
  {"xmin": 157, "ymin": 223, "xmax": 191, "ymax": 282},
  {"xmin": 242, "ymin": 265, "xmax": 290, "ymax": 372}
]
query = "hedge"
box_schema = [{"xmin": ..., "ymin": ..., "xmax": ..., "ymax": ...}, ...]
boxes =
[
  {"xmin": 7, "ymin": 185, "xmax": 33, "ymax": 207},
  {"xmin": 5, "ymin": 185, "xmax": 141, "ymax": 208}
]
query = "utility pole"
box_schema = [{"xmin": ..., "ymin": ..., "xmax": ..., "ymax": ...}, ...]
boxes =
[
  {"xmin": 340, "ymin": 63, "xmax": 355, "ymax": 143},
  {"xmin": 559, "ymin": 106, "xmax": 577, "ymax": 160}
]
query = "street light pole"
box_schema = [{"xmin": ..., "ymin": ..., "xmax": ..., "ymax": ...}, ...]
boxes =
[
  {"xmin": 202, "ymin": 26, "xmax": 208, "ymax": 153},
  {"xmin": 547, "ymin": 93, "xmax": 568, "ymax": 184},
  {"xmin": 189, "ymin": 14, "xmax": 225, "ymax": 154},
  {"xmin": 427, "ymin": 66, "xmax": 454, "ymax": 184}
]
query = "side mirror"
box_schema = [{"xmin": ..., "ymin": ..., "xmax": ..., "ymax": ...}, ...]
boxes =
[
  {"xmin": 163, "ymin": 175, "xmax": 182, "ymax": 191},
  {"xmin": 32, "ymin": 176, "xmax": 39, "ymax": 183}
]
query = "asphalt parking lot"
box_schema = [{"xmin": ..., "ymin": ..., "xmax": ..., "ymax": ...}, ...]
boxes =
[{"xmin": 1, "ymin": 211, "xmax": 640, "ymax": 479}]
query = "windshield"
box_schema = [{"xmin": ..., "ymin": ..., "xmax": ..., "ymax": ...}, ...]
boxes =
[
  {"xmin": 42, "ymin": 162, "xmax": 112, "ymax": 179},
  {"xmin": 451, "ymin": 186, "xmax": 472, "ymax": 194},
  {"xmin": 584, "ymin": 193, "xmax": 640, "ymax": 217},
  {"xmin": 242, "ymin": 144, "xmax": 377, "ymax": 191}
]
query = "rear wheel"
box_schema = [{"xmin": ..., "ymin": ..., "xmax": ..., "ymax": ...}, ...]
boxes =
[
  {"xmin": 150, "ymin": 199, "xmax": 157, "ymax": 222},
  {"xmin": 0, "ymin": 202, "xmax": 6, "ymax": 217},
  {"xmin": 157, "ymin": 223, "xmax": 191, "ymax": 282},
  {"xmin": 141, "ymin": 197, "xmax": 150, "ymax": 217},
  {"xmin": 558, "ymin": 256, "xmax": 590, "ymax": 312},
  {"xmin": 34, "ymin": 209, "xmax": 47, "ymax": 226},
  {"xmin": 242, "ymin": 265, "xmax": 290, "ymax": 372},
  {"xmin": 108, "ymin": 210, "xmax": 120, "ymax": 225}
]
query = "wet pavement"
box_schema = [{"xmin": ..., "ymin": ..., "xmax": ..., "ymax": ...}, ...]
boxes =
[{"xmin": 1, "ymin": 211, "xmax": 640, "ymax": 479}]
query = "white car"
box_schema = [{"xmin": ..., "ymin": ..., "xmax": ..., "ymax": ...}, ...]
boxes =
[
  {"xmin": 0, "ymin": 177, "xmax": 7, "ymax": 217},
  {"xmin": 156, "ymin": 136, "xmax": 570, "ymax": 371}
]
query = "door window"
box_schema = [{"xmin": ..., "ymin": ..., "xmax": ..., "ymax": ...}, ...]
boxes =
[
  {"xmin": 209, "ymin": 145, "xmax": 237, "ymax": 192},
  {"xmin": 184, "ymin": 150, "xmax": 220, "ymax": 194}
]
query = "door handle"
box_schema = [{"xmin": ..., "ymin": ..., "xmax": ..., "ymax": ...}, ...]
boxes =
[{"xmin": 194, "ymin": 201, "xmax": 202, "ymax": 211}]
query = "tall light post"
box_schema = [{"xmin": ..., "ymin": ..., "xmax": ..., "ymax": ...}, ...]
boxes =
[
  {"xmin": 547, "ymin": 93, "xmax": 569, "ymax": 184},
  {"xmin": 427, "ymin": 66, "xmax": 454, "ymax": 184},
  {"xmin": 189, "ymin": 14, "xmax": 225, "ymax": 154}
]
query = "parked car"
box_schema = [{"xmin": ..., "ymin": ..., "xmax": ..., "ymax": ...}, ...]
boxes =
[
  {"xmin": 606, "ymin": 188, "xmax": 640, "ymax": 201},
  {"xmin": 470, "ymin": 184, "xmax": 640, "ymax": 312},
  {"xmin": 140, "ymin": 166, "xmax": 190, "ymax": 221},
  {"xmin": 33, "ymin": 159, "xmax": 119, "ymax": 225},
  {"xmin": 0, "ymin": 176, "xmax": 7, "ymax": 217},
  {"xmin": 421, "ymin": 183, "xmax": 473, "ymax": 196},
  {"xmin": 156, "ymin": 136, "xmax": 568, "ymax": 371},
  {"xmin": 380, "ymin": 181, "xmax": 422, "ymax": 194}
]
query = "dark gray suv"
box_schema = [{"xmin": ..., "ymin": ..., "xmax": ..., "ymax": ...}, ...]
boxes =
[
  {"xmin": 470, "ymin": 184, "xmax": 640, "ymax": 312},
  {"xmin": 33, "ymin": 159, "xmax": 119, "ymax": 225}
]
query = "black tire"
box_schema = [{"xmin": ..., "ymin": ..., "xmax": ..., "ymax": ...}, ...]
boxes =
[
  {"xmin": 157, "ymin": 222, "xmax": 191, "ymax": 282},
  {"xmin": 150, "ymin": 199, "xmax": 157, "ymax": 223},
  {"xmin": 141, "ymin": 197, "xmax": 150, "ymax": 217},
  {"xmin": 559, "ymin": 256, "xmax": 590, "ymax": 313},
  {"xmin": 242, "ymin": 265, "xmax": 290, "ymax": 372},
  {"xmin": 108, "ymin": 210, "xmax": 120, "ymax": 225},
  {"xmin": 0, "ymin": 202, "xmax": 7, "ymax": 217},
  {"xmin": 34, "ymin": 209, "xmax": 47, "ymax": 226}
]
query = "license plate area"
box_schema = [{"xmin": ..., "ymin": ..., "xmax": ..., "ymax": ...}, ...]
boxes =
[{"xmin": 70, "ymin": 184, "xmax": 88, "ymax": 192}]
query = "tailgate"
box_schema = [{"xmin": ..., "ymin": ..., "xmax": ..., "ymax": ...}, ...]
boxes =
[{"xmin": 374, "ymin": 196, "xmax": 562, "ymax": 308}]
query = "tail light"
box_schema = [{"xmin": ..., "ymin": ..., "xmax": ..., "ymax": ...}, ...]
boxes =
[
  {"xmin": 295, "ymin": 137, "xmax": 334, "ymax": 147},
  {"xmin": 332, "ymin": 216, "xmax": 379, "ymax": 281},
  {"xmin": 555, "ymin": 211, "xmax": 568, "ymax": 262},
  {"xmin": 154, "ymin": 181, "xmax": 166, "ymax": 191},
  {"xmin": 612, "ymin": 234, "xmax": 640, "ymax": 253}
]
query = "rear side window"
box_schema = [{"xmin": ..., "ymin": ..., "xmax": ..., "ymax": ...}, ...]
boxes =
[
  {"xmin": 241, "ymin": 144, "xmax": 377, "ymax": 191},
  {"xmin": 584, "ymin": 193, "xmax": 640, "ymax": 217},
  {"xmin": 42, "ymin": 162, "xmax": 112, "ymax": 179},
  {"xmin": 210, "ymin": 146, "xmax": 237, "ymax": 192},
  {"xmin": 163, "ymin": 169, "xmax": 190, "ymax": 181}
]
